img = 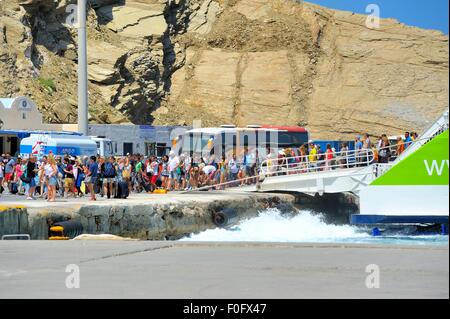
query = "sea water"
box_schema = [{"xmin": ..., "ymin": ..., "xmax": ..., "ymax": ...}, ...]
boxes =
[{"xmin": 181, "ymin": 208, "xmax": 449, "ymax": 246}]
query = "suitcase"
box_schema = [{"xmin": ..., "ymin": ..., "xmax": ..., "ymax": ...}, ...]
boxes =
[
  {"xmin": 116, "ymin": 181, "xmax": 129, "ymax": 199},
  {"xmin": 10, "ymin": 182, "xmax": 19, "ymax": 194}
]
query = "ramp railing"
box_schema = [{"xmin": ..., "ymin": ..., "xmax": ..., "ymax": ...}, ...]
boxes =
[
  {"xmin": 259, "ymin": 149, "xmax": 375, "ymax": 176},
  {"xmin": 184, "ymin": 149, "xmax": 375, "ymax": 193}
]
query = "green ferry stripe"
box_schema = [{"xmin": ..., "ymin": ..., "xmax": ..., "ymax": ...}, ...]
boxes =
[{"xmin": 371, "ymin": 130, "xmax": 449, "ymax": 186}]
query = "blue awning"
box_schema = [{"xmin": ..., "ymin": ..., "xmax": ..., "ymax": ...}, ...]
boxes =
[{"xmin": 0, "ymin": 130, "xmax": 82, "ymax": 138}]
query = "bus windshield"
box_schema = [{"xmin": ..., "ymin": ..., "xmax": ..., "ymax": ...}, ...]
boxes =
[{"xmin": 182, "ymin": 133, "xmax": 214, "ymax": 154}]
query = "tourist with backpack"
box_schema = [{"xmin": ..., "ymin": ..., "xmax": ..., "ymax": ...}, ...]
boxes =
[{"xmin": 102, "ymin": 156, "xmax": 116, "ymax": 199}]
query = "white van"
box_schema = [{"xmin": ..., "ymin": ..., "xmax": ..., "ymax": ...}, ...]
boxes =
[{"xmin": 20, "ymin": 134, "xmax": 98, "ymax": 158}]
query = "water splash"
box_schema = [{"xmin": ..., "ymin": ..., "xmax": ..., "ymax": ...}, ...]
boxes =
[{"xmin": 181, "ymin": 209, "xmax": 449, "ymax": 245}]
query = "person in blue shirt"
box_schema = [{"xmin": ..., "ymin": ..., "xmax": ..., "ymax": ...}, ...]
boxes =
[
  {"xmin": 404, "ymin": 132, "xmax": 412, "ymax": 148},
  {"xmin": 355, "ymin": 136, "xmax": 363, "ymax": 166},
  {"xmin": 87, "ymin": 156, "xmax": 98, "ymax": 201}
]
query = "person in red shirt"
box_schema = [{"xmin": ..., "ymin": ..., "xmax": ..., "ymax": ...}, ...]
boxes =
[{"xmin": 325, "ymin": 144, "xmax": 334, "ymax": 171}]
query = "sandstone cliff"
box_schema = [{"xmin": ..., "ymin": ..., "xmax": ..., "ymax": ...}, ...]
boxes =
[{"xmin": 0, "ymin": 0, "xmax": 448, "ymax": 139}]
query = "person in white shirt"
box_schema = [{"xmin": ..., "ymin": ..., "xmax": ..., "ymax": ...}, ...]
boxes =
[
  {"xmin": 227, "ymin": 154, "xmax": 239, "ymax": 186},
  {"xmin": 167, "ymin": 151, "xmax": 180, "ymax": 191}
]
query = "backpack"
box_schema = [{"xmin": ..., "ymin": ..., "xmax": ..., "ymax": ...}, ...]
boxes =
[
  {"xmin": 122, "ymin": 166, "xmax": 131, "ymax": 179},
  {"xmin": 58, "ymin": 164, "xmax": 65, "ymax": 178},
  {"xmin": 104, "ymin": 162, "xmax": 115, "ymax": 177},
  {"xmin": 20, "ymin": 169, "xmax": 32, "ymax": 184},
  {"xmin": 11, "ymin": 182, "xmax": 18, "ymax": 194}
]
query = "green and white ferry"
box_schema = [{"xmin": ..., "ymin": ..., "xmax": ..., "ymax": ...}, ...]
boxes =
[{"xmin": 351, "ymin": 111, "xmax": 449, "ymax": 232}]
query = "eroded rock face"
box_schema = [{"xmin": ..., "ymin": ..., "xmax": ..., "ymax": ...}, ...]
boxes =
[
  {"xmin": 302, "ymin": 4, "xmax": 449, "ymax": 138},
  {"xmin": 0, "ymin": 0, "xmax": 127, "ymax": 123},
  {"xmin": 157, "ymin": 0, "xmax": 449, "ymax": 138},
  {"xmin": 0, "ymin": 0, "xmax": 448, "ymax": 138}
]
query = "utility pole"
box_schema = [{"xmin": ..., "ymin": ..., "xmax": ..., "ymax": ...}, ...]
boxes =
[{"xmin": 77, "ymin": 0, "xmax": 88, "ymax": 135}]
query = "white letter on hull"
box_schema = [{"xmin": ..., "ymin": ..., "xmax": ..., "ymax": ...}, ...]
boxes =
[{"xmin": 424, "ymin": 160, "xmax": 449, "ymax": 176}]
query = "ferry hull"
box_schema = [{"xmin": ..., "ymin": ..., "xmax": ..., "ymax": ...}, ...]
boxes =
[
  {"xmin": 352, "ymin": 128, "xmax": 449, "ymax": 226},
  {"xmin": 352, "ymin": 185, "xmax": 449, "ymax": 225},
  {"xmin": 351, "ymin": 214, "xmax": 448, "ymax": 225}
]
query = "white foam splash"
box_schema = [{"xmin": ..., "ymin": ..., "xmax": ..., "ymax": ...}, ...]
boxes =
[{"xmin": 181, "ymin": 209, "xmax": 370, "ymax": 243}]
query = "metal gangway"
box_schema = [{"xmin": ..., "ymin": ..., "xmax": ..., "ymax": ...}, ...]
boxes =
[
  {"xmin": 244, "ymin": 150, "xmax": 376, "ymax": 196},
  {"xmin": 188, "ymin": 149, "xmax": 378, "ymax": 196},
  {"xmin": 185, "ymin": 110, "xmax": 449, "ymax": 196}
]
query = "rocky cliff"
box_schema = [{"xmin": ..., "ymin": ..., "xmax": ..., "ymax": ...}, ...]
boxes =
[{"xmin": 0, "ymin": 0, "xmax": 448, "ymax": 138}]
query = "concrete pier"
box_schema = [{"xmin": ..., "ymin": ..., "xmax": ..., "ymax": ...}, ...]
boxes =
[
  {"xmin": 0, "ymin": 241, "xmax": 447, "ymax": 298},
  {"xmin": 0, "ymin": 192, "xmax": 295, "ymax": 240}
]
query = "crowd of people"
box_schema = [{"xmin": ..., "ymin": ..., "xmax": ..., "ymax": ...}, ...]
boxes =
[
  {"xmin": 0, "ymin": 132, "xmax": 417, "ymax": 200},
  {"xmin": 263, "ymin": 131, "xmax": 417, "ymax": 175}
]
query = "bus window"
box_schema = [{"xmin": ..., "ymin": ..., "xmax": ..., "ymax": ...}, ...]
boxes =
[
  {"xmin": 277, "ymin": 132, "xmax": 308, "ymax": 147},
  {"xmin": 106, "ymin": 141, "xmax": 113, "ymax": 156},
  {"xmin": 156, "ymin": 143, "xmax": 167, "ymax": 157},
  {"xmin": 238, "ymin": 132, "xmax": 257, "ymax": 148}
]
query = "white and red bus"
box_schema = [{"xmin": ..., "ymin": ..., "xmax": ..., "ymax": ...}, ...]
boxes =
[{"xmin": 177, "ymin": 125, "xmax": 309, "ymax": 160}]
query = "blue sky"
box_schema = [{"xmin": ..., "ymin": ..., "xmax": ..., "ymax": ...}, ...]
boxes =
[{"xmin": 306, "ymin": 0, "xmax": 449, "ymax": 34}]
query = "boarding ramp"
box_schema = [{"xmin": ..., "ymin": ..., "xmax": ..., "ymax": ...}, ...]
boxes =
[
  {"xmin": 254, "ymin": 150, "xmax": 376, "ymax": 195},
  {"xmin": 186, "ymin": 111, "xmax": 449, "ymax": 196},
  {"xmin": 255, "ymin": 165, "xmax": 375, "ymax": 195},
  {"xmin": 191, "ymin": 150, "xmax": 377, "ymax": 196}
]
